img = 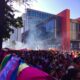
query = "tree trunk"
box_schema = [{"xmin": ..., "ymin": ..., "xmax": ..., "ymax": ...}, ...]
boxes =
[
  {"xmin": 0, "ymin": 0, "xmax": 5, "ymax": 49},
  {"xmin": 0, "ymin": 38, "xmax": 3, "ymax": 49}
]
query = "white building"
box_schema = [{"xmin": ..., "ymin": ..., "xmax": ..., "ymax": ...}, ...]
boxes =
[{"xmin": 10, "ymin": 27, "xmax": 23, "ymax": 42}]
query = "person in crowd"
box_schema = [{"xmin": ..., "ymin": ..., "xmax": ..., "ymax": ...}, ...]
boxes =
[
  {"xmin": 67, "ymin": 57, "xmax": 80, "ymax": 70},
  {"xmin": 61, "ymin": 68, "xmax": 80, "ymax": 80}
]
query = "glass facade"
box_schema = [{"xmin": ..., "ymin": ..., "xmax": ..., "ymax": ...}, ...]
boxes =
[
  {"xmin": 36, "ymin": 16, "xmax": 62, "ymax": 49},
  {"xmin": 24, "ymin": 9, "xmax": 53, "ymax": 31},
  {"xmin": 27, "ymin": 9, "xmax": 52, "ymax": 19},
  {"xmin": 37, "ymin": 18, "xmax": 55, "ymax": 40},
  {"xmin": 22, "ymin": 9, "xmax": 62, "ymax": 49},
  {"xmin": 76, "ymin": 23, "xmax": 80, "ymax": 40},
  {"xmin": 22, "ymin": 8, "xmax": 54, "ymax": 49},
  {"xmin": 70, "ymin": 41, "xmax": 80, "ymax": 50},
  {"xmin": 70, "ymin": 22, "xmax": 77, "ymax": 40},
  {"xmin": 22, "ymin": 8, "xmax": 80, "ymax": 50},
  {"xmin": 70, "ymin": 21, "xmax": 80, "ymax": 50},
  {"xmin": 70, "ymin": 22, "xmax": 80, "ymax": 40}
]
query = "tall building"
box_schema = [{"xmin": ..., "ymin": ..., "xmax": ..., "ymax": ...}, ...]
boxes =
[
  {"xmin": 22, "ymin": 8, "xmax": 80, "ymax": 50},
  {"xmin": 36, "ymin": 16, "xmax": 61, "ymax": 49},
  {"xmin": 10, "ymin": 27, "xmax": 22, "ymax": 42},
  {"xmin": 70, "ymin": 19, "xmax": 80, "ymax": 50},
  {"xmin": 22, "ymin": 8, "xmax": 53, "ymax": 43}
]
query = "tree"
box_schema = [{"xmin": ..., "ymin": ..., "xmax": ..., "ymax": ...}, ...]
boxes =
[{"xmin": 0, "ymin": 0, "xmax": 32, "ymax": 49}]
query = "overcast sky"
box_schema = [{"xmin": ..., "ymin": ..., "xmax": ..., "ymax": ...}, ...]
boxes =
[{"xmin": 13, "ymin": 0, "xmax": 80, "ymax": 19}]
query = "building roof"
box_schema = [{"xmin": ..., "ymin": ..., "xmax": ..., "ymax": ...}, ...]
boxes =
[
  {"xmin": 70, "ymin": 19, "xmax": 80, "ymax": 24},
  {"xmin": 26, "ymin": 8, "xmax": 54, "ymax": 16}
]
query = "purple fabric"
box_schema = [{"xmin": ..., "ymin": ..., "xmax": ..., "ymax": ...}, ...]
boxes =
[
  {"xmin": 17, "ymin": 66, "xmax": 52, "ymax": 80},
  {"xmin": 0, "ymin": 56, "xmax": 20, "ymax": 80}
]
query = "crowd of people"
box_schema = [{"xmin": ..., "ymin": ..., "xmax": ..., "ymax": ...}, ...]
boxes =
[
  {"xmin": 23, "ymin": 50, "xmax": 80, "ymax": 80},
  {"xmin": 0, "ymin": 49, "xmax": 80, "ymax": 80}
]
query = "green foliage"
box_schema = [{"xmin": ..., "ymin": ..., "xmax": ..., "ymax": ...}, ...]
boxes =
[
  {"xmin": 0, "ymin": 0, "xmax": 32, "ymax": 48},
  {"xmin": 13, "ymin": 17, "xmax": 23, "ymax": 28},
  {"xmin": 0, "ymin": 0, "xmax": 24, "ymax": 39}
]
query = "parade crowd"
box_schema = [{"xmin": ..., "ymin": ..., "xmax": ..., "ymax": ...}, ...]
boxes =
[{"xmin": 0, "ymin": 49, "xmax": 80, "ymax": 80}]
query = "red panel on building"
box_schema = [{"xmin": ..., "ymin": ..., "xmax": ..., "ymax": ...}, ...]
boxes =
[{"xmin": 57, "ymin": 9, "xmax": 70, "ymax": 51}]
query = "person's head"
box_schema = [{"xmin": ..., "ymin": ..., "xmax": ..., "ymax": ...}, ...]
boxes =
[
  {"xmin": 67, "ymin": 69, "xmax": 80, "ymax": 80},
  {"xmin": 73, "ymin": 57, "xmax": 80, "ymax": 69},
  {"xmin": 75, "ymin": 70, "xmax": 80, "ymax": 80}
]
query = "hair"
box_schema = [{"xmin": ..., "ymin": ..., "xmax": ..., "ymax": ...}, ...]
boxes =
[
  {"xmin": 61, "ymin": 69, "xmax": 80, "ymax": 80},
  {"xmin": 73, "ymin": 57, "xmax": 80, "ymax": 64}
]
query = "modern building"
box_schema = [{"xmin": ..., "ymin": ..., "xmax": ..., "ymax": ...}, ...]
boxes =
[
  {"xmin": 70, "ymin": 19, "xmax": 80, "ymax": 50},
  {"xmin": 22, "ymin": 8, "xmax": 80, "ymax": 50},
  {"xmin": 10, "ymin": 27, "xmax": 22, "ymax": 42},
  {"xmin": 22, "ymin": 8, "xmax": 53, "ymax": 43},
  {"xmin": 36, "ymin": 15, "xmax": 62, "ymax": 49}
]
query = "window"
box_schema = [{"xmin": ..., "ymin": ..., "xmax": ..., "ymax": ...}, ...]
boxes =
[
  {"xmin": 46, "ymin": 19, "xmax": 55, "ymax": 33},
  {"xmin": 77, "ymin": 34, "xmax": 80, "ymax": 40},
  {"xmin": 79, "ymin": 43, "xmax": 80, "ymax": 49},
  {"xmin": 79, "ymin": 24, "xmax": 80, "ymax": 32},
  {"xmin": 70, "ymin": 22, "xmax": 77, "ymax": 40},
  {"xmin": 70, "ymin": 43, "xmax": 73, "ymax": 49}
]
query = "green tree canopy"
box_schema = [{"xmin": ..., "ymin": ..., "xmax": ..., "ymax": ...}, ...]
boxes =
[{"xmin": 0, "ymin": 0, "xmax": 32, "ymax": 49}]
